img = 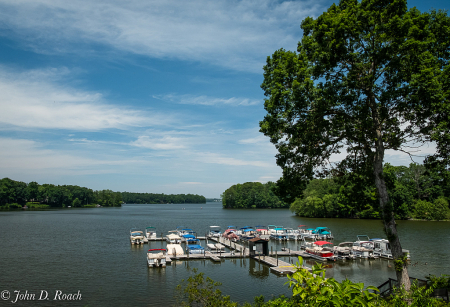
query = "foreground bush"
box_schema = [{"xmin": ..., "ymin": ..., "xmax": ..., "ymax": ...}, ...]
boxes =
[{"xmin": 175, "ymin": 258, "xmax": 450, "ymax": 306}]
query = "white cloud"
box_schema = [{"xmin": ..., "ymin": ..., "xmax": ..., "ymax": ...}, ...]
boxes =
[
  {"xmin": 153, "ymin": 94, "xmax": 261, "ymax": 106},
  {"xmin": 238, "ymin": 135, "xmax": 267, "ymax": 144},
  {"xmin": 197, "ymin": 152, "xmax": 272, "ymax": 167},
  {"xmin": 130, "ymin": 135, "xmax": 186, "ymax": 150},
  {"xmin": 0, "ymin": 0, "xmax": 326, "ymax": 72},
  {"xmin": 0, "ymin": 66, "xmax": 166, "ymax": 131}
]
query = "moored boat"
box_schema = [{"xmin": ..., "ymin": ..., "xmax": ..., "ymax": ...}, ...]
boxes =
[
  {"xmin": 352, "ymin": 235, "xmax": 376, "ymax": 259},
  {"xmin": 334, "ymin": 242, "xmax": 355, "ymax": 260},
  {"xmin": 208, "ymin": 226, "xmax": 222, "ymax": 238},
  {"xmin": 166, "ymin": 244, "xmax": 185, "ymax": 256},
  {"xmin": 145, "ymin": 227, "xmax": 157, "ymax": 240},
  {"xmin": 371, "ymin": 238, "xmax": 410, "ymax": 260},
  {"xmin": 147, "ymin": 249, "xmax": 167, "ymax": 267},
  {"xmin": 165, "ymin": 233, "xmax": 182, "ymax": 244},
  {"xmin": 305, "ymin": 241, "xmax": 336, "ymax": 261},
  {"xmin": 187, "ymin": 243, "xmax": 205, "ymax": 254},
  {"xmin": 130, "ymin": 228, "xmax": 145, "ymax": 245}
]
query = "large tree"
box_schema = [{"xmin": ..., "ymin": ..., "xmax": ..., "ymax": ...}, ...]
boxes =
[{"xmin": 260, "ymin": 0, "xmax": 450, "ymax": 289}]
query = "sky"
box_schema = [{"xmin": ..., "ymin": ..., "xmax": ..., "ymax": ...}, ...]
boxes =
[{"xmin": 0, "ymin": 0, "xmax": 448, "ymax": 198}]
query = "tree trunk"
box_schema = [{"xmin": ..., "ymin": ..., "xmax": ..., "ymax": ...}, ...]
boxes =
[{"xmin": 373, "ymin": 142, "xmax": 411, "ymax": 291}]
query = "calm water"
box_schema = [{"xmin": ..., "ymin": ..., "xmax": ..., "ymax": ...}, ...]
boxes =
[{"xmin": 0, "ymin": 203, "xmax": 449, "ymax": 306}]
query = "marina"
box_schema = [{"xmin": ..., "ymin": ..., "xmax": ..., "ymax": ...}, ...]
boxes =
[{"xmin": 1, "ymin": 202, "xmax": 449, "ymax": 307}]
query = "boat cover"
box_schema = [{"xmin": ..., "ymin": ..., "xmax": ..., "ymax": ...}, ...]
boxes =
[{"xmin": 314, "ymin": 241, "xmax": 333, "ymax": 246}]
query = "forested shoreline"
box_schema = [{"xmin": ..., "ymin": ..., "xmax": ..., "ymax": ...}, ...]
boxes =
[
  {"xmin": 289, "ymin": 163, "xmax": 450, "ymax": 220},
  {"xmin": 122, "ymin": 192, "xmax": 205, "ymax": 204},
  {"xmin": 221, "ymin": 181, "xmax": 287, "ymax": 209},
  {"xmin": 222, "ymin": 163, "xmax": 450, "ymax": 220},
  {"xmin": 0, "ymin": 178, "xmax": 206, "ymax": 209}
]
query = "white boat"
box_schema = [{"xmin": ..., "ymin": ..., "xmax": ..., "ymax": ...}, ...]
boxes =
[
  {"xmin": 314, "ymin": 227, "xmax": 334, "ymax": 240},
  {"xmin": 269, "ymin": 226, "xmax": 288, "ymax": 241},
  {"xmin": 187, "ymin": 243, "xmax": 205, "ymax": 254},
  {"xmin": 208, "ymin": 226, "xmax": 222, "ymax": 238},
  {"xmin": 130, "ymin": 228, "xmax": 145, "ymax": 245},
  {"xmin": 371, "ymin": 238, "xmax": 410, "ymax": 260},
  {"xmin": 352, "ymin": 235, "xmax": 376, "ymax": 259},
  {"xmin": 166, "ymin": 244, "xmax": 185, "ymax": 256},
  {"xmin": 145, "ymin": 227, "xmax": 157, "ymax": 240},
  {"xmin": 147, "ymin": 249, "xmax": 167, "ymax": 267},
  {"xmin": 333, "ymin": 242, "xmax": 355, "ymax": 260},
  {"xmin": 305, "ymin": 240, "xmax": 336, "ymax": 261},
  {"xmin": 207, "ymin": 243, "xmax": 225, "ymax": 253},
  {"xmin": 284, "ymin": 227, "xmax": 297, "ymax": 240},
  {"xmin": 165, "ymin": 233, "xmax": 182, "ymax": 244}
]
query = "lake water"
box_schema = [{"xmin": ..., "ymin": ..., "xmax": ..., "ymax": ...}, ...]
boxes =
[{"xmin": 1, "ymin": 202, "xmax": 449, "ymax": 306}]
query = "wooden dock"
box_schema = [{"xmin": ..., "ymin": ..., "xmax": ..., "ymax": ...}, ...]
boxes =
[{"xmin": 253, "ymin": 255, "xmax": 311, "ymax": 275}]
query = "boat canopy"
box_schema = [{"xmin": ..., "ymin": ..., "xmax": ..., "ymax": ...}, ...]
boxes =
[
  {"xmin": 167, "ymin": 234, "xmax": 181, "ymax": 239},
  {"xmin": 187, "ymin": 238, "xmax": 200, "ymax": 242},
  {"xmin": 314, "ymin": 241, "xmax": 333, "ymax": 246},
  {"xmin": 131, "ymin": 232, "xmax": 142, "ymax": 236},
  {"xmin": 182, "ymin": 234, "xmax": 196, "ymax": 239},
  {"xmin": 316, "ymin": 227, "xmax": 329, "ymax": 230},
  {"xmin": 188, "ymin": 244, "xmax": 204, "ymax": 250},
  {"xmin": 243, "ymin": 228, "xmax": 254, "ymax": 232}
]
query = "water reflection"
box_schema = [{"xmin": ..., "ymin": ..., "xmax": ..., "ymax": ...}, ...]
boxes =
[
  {"xmin": 249, "ymin": 259, "xmax": 269, "ymax": 279},
  {"xmin": 1, "ymin": 203, "xmax": 449, "ymax": 306}
]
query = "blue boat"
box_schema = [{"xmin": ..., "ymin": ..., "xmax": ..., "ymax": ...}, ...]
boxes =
[{"xmin": 187, "ymin": 242, "xmax": 205, "ymax": 254}]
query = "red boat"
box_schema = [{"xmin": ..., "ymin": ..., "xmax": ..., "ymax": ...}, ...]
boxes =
[{"xmin": 305, "ymin": 241, "xmax": 335, "ymax": 261}]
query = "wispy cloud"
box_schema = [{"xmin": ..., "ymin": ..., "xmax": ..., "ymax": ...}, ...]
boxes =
[
  {"xmin": 153, "ymin": 94, "xmax": 261, "ymax": 106},
  {"xmin": 130, "ymin": 135, "xmax": 186, "ymax": 150},
  {"xmin": 0, "ymin": 0, "xmax": 326, "ymax": 72},
  {"xmin": 0, "ymin": 66, "xmax": 167, "ymax": 131},
  {"xmin": 196, "ymin": 152, "xmax": 272, "ymax": 167}
]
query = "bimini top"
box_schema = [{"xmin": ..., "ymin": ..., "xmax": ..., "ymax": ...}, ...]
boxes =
[
  {"xmin": 186, "ymin": 238, "xmax": 200, "ymax": 243},
  {"xmin": 243, "ymin": 228, "xmax": 255, "ymax": 232},
  {"xmin": 182, "ymin": 234, "xmax": 196, "ymax": 239},
  {"xmin": 314, "ymin": 241, "xmax": 333, "ymax": 246},
  {"xmin": 187, "ymin": 244, "xmax": 204, "ymax": 250},
  {"xmin": 316, "ymin": 227, "xmax": 329, "ymax": 230}
]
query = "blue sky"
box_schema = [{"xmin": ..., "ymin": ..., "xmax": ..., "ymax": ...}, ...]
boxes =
[{"xmin": 0, "ymin": 0, "xmax": 447, "ymax": 198}]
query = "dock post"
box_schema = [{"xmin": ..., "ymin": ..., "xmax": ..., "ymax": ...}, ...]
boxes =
[
  {"xmin": 276, "ymin": 250, "xmax": 278, "ymax": 266},
  {"xmin": 271, "ymin": 246, "xmax": 273, "ymax": 256},
  {"xmin": 289, "ymin": 248, "xmax": 291, "ymax": 262}
]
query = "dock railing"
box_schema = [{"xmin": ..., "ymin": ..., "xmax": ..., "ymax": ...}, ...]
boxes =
[{"xmin": 376, "ymin": 277, "xmax": 428, "ymax": 296}]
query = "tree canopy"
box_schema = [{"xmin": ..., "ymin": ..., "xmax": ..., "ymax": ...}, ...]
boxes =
[
  {"xmin": 221, "ymin": 182, "xmax": 287, "ymax": 209},
  {"xmin": 260, "ymin": 0, "xmax": 450, "ymax": 289},
  {"xmin": 290, "ymin": 163, "xmax": 450, "ymax": 220}
]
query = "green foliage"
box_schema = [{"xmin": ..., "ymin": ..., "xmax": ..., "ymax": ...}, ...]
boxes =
[
  {"xmin": 221, "ymin": 182, "xmax": 287, "ymax": 209},
  {"xmin": 290, "ymin": 164, "xmax": 450, "ymax": 220},
  {"xmin": 0, "ymin": 178, "xmax": 120, "ymax": 208},
  {"xmin": 383, "ymin": 281, "xmax": 450, "ymax": 307},
  {"xmin": 286, "ymin": 257, "xmax": 380, "ymax": 306},
  {"xmin": 121, "ymin": 192, "xmax": 205, "ymax": 204},
  {"xmin": 175, "ymin": 268, "xmax": 238, "ymax": 307}
]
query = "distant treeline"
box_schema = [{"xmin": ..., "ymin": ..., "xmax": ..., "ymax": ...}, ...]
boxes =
[
  {"xmin": 221, "ymin": 181, "xmax": 287, "ymax": 209},
  {"xmin": 122, "ymin": 192, "xmax": 205, "ymax": 204},
  {"xmin": 0, "ymin": 178, "xmax": 122, "ymax": 208},
  {"xmin": 290, "ymin": 163, "xmax": 450, "ymax": 220},
  {"xmin": 0, "ymin": 178, "xmax": 208, "ymax": 208}
]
